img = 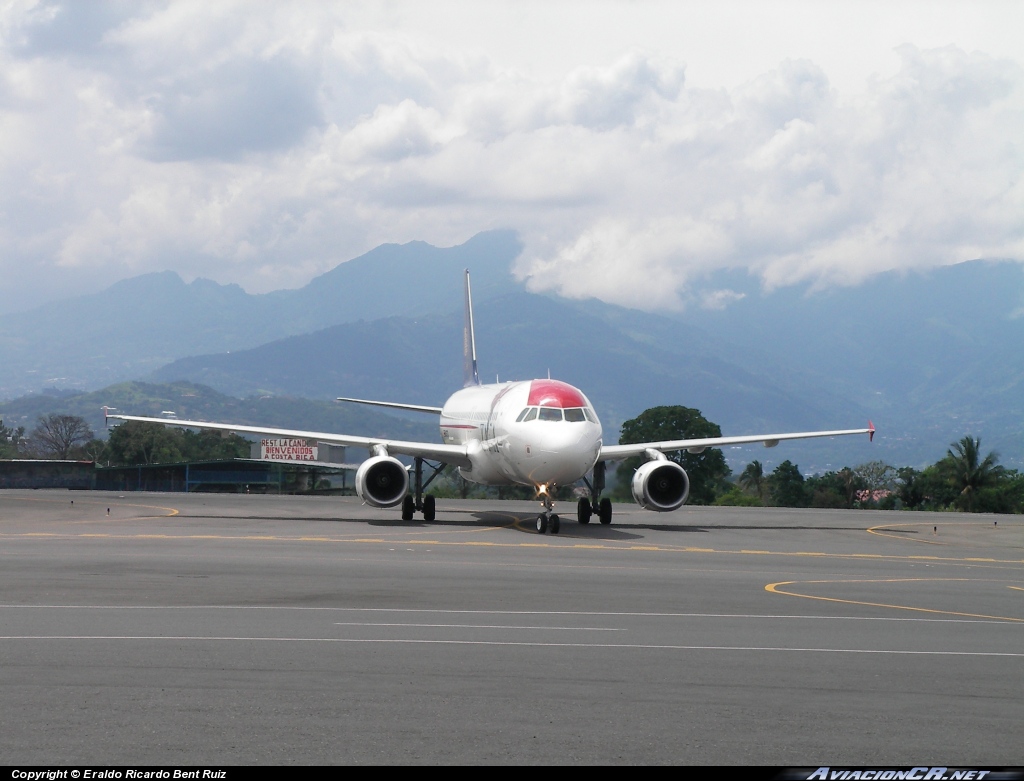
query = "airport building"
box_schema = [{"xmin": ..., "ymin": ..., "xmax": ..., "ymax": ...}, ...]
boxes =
[
  {"xmin": 0, "ymin": 440, "xmax": 357, "ymax": 494},
  {"xmin": 0, "ymin": 459, "xmax": 95, "ymax": 490}
]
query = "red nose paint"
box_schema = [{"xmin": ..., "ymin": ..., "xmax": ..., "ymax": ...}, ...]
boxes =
[{"xmin": 527, "ymin": 379, "xmax": 587, "ymax": 408}]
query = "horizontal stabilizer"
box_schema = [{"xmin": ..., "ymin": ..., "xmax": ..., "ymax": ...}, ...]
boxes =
[{"xmin": 336, "ymin": 397, "xmax": 443, "ymax": 414}]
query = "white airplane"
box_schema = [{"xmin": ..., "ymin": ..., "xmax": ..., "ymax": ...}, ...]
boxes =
[{"xmin": 105, "ymin": 271, "xmax": 874, "ymax": 534}]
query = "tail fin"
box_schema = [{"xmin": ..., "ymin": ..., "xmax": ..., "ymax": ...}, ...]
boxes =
[{"xmin": 463, "ymin": 269, "xmax": 480, "ymax": 387}]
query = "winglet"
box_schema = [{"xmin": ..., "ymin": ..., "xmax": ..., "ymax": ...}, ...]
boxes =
[
  {"xmin": 463, "ymin": 269, "xmax": 480, "ymax": 387},
  {"xmin": 868, "ymin": 420, "xmax": 875, "ymax": 442}
]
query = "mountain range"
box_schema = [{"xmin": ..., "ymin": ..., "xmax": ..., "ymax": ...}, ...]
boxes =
[
  {"xmin": 0, "ymin": 231, "xmax": 523, "ymax": 399},
  {"xmin": 0, "ymin": 381, "xmax": 437, "ymax": 459},
  {"xmin": 2, "ymin": 231, "xmax": 1022, "ymax": 472}
]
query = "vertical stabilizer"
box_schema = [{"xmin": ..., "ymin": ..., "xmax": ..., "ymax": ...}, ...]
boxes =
[{"xmin": 463, "ymin": 269, "xmax": 480, "ymax": 387}]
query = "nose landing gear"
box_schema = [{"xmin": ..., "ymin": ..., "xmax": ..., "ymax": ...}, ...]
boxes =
[
  {"xmin": 535, "ymin": 485, "xmax": 560, "ymax": 535},
  {"xmin": 535, "ymin": 513, "xmax": 560, "ymax": 534}
]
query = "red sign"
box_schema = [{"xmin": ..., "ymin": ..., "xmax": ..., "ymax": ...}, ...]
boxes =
[{"xmin": 260, "ymin": 438, "xmax": 318, "ymax": 462}]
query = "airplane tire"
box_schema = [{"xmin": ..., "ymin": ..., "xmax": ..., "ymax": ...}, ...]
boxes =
[
  {"xmin": 599, "ymin": 498, "xmax": 612, "ymax": 525},
  {"xmin": 550, "ymin": 514, "xmax": 560, "ymax": 534},
  {"xmin": 423, "ymin": 495, "xmax": 436, "ymax": 522},
  {"xmin": 401, "ymin": 495, "xmax": 415, "ymax": 521},
  {"xmin": 536, "ymin": 514, "xmax": 548, "ymax": 534},
  {"xmin": 577, "ymin": 498, "xmax": 592, "ymax": 524}
]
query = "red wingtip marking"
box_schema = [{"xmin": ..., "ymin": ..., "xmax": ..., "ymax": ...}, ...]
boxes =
[{"xmin": 868, "ymin": 420, "xmax": 875, "ymax": 442}]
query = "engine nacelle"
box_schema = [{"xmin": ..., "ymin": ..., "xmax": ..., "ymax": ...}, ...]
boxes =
[
  {"xmin": 631, "ymin": 459, "xmax": 690, "ymax": 512},
  {"xmin": 355, "ymin": 455, "xmax": 409, "ymax": 508}
]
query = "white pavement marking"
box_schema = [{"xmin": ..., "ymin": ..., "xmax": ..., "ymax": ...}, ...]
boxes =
[
  {"xmin": 0, "ymin": 604, "xmax": 1019, "ymax": 623},
  {"xmin": 332, "ymin": 622, "xmax": 624, "ymax": 630},
  {"xmin": 0, "ymin": 635, "xmax": 1022, "ymax": 656}
]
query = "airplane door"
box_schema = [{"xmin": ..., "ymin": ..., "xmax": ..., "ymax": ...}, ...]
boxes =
[{"xmin": 485, "ymin": 413, "xmax": 497, "ymax": 452}]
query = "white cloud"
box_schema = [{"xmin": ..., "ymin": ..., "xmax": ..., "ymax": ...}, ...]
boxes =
[
  {"xmin": 519, "ymin": 46, "xmax": 1024, "ymax": 303},
  {"xmin": 701, "ymin": 289, "xmax": 746, "ymax": 311},
  {"xmin": 0, "ymin": 1, "xmax": 1021, "ymax": 313}
]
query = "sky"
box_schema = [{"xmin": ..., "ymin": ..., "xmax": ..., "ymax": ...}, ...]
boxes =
[{"xmin": 0, "ymin": 0, "xmax": 1021, "ymax": 314}]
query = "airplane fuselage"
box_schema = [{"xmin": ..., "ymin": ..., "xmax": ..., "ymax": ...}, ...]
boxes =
[{"xmin": 439, "ymin": 378, "xmax": 603, "ymax": 489}]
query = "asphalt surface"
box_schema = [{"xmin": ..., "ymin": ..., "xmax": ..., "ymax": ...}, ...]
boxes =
[{"xmin": 1, "ymin": 489, "xmax": 1022, "ymax": 765}]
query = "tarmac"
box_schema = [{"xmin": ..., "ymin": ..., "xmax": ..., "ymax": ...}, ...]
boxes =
[{"xmin": 1, "ymin": 489, "xmax": 1022, "ymax": 765}]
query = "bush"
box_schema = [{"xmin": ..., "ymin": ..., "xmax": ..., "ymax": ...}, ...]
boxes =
[{"xmin": 714, "ymin": 487, "xmax": 763, "ymax": 507}]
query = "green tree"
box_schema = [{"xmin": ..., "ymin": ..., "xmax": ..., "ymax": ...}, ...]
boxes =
[
  {"xmin": 853, "ymin": 460, "xmax": 897, "ymax": 504},
  {"xmin": 996, "ymin": 472, "xmax": 1024, "ymax": 514},
  {"xmin": 895, "ymin": 466, "xmax": 926, "ymax": 509},
  {"xmin": 805, "ymin": 470, "xmax": 859, "ymax": 508},
  {"xmin": 106, "ymin": 421, "xmax": 185, "ymax": 465},
  {"xmin": 917, "ymin": 459, "xmax": 960, "ymax": 509},
  {"xmin": 804, "ymin": 464, "xmax": 885, "ymax": 509},
  {"xmin": 835, "ymin": 467, "xmax": 864, "ymax": 507},
  {"xmin": 769, "ymin": 460, "xmax": 809, "ymax": 507},
  {"xmin": 0, "ymin": 420, "xmax": 26, "ymax": 458},
  {"xmin": 614, "ymin": 406, "xmax": 731, "ymax": 505},
  {"xmin": 181, "ymin": 429, "xmax": 252, "ymax": 461},
  {"xmin": 947, "ymin": 436, "xmax": 1006, "ymax": 512},
  {"xmin": 738, "ymin": 460, "xmax": 766, "ymax": 500},
  {"xmin": 81, "ymin": 438, "xmax": 108, "ymax": 464}
]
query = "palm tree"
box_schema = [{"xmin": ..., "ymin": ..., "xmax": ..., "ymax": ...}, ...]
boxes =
[
  {"xmin": 836, "ymin": 467, "xmax": 861, "ymax": 508},
  {"xmin": 739, "ymin": 460, "xmax": 765, "ymax": 500},
  {"xmin": 947, "ymin": 436, "xmax": 1005, "ymax": 512}
]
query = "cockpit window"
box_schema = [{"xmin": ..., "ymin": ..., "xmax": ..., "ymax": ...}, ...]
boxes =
[{"xmin": 520, "ymin": 406, "xmax": 592, "ymax": 422}]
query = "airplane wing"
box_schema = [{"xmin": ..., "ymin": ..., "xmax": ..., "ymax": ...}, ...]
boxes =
[
  {"xmin": 599, "ymin": 423, "xmax": 874, "ymax": 460},
  {"xmin": 104, "ymin": 412, "xmax": 472, "ymax": 469}
]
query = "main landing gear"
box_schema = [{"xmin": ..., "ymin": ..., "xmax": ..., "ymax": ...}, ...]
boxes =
[
  {"xmin": 535, "ymin": 485, "xmax": 560, "ymax": 535},
  {"xmin": 401, "ymin": 494, "xmax": 435, "ymax": 522},
  {"xmin": 576, "ymin": 496, "xmax": 612, "ymax": 525},
  {"xmin": 578, "ymin": 461, "xmax": 613, "ymax": 526},
  {"xmin": 402, "ymin": 457, "xmax": 443, "ymax": 521}
]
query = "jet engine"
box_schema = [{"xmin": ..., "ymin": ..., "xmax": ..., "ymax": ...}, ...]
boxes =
[
  {"xmin": 355, "ymin": 455, "xmax": 409, "ymax": 508},
  {"xmin": 631, "ymin": 459, "xmax": 690, "ymax": 511}
]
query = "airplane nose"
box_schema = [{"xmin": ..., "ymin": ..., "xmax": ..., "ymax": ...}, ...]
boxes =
[
  {"xmin": 537, "ymin": 425, "xmax": 587, "ymax": 452},
  {"xmin": 532, "ymin": 423, "xmax": 601, "ymax": 483}
]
